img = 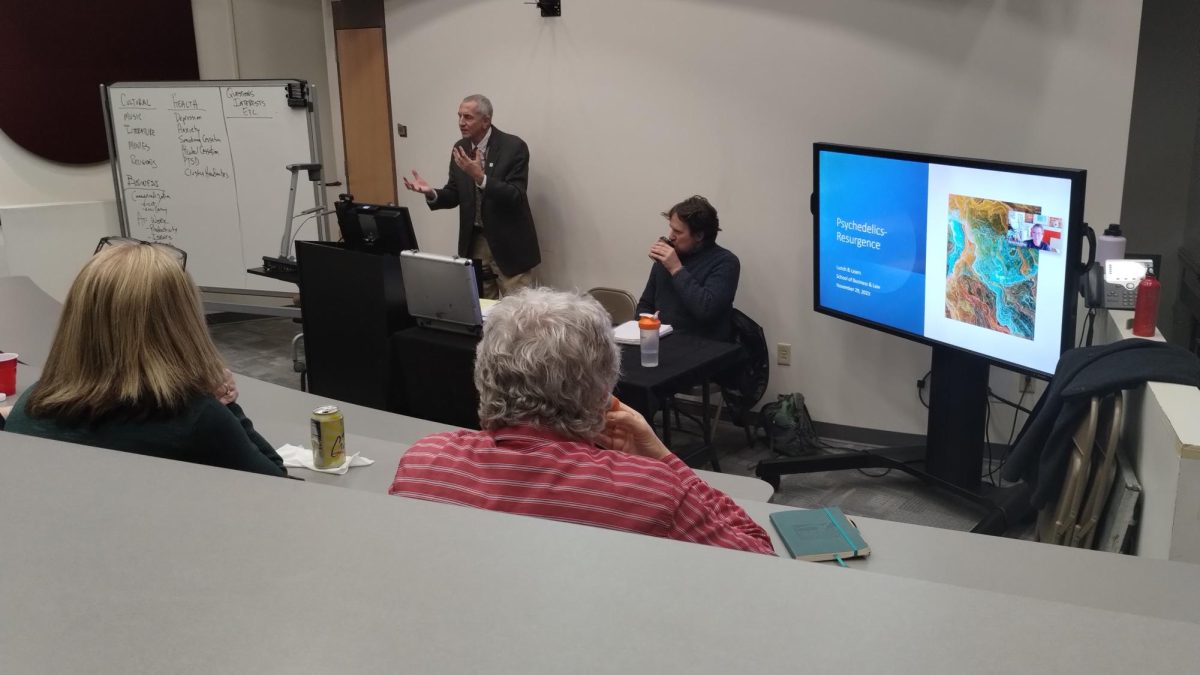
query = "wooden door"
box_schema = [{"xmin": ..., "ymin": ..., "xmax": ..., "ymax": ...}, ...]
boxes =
[{"xmin": 335, "ymin": 26, "xmax": 397, "ymax": 205}]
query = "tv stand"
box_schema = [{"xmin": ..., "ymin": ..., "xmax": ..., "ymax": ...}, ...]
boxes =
[{"xmin": 755, "ymin": 345, "xmax": 1029, "ymax": 535}]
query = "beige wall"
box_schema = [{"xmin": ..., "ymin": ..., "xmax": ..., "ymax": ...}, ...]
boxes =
[
  {"xmin": 385, "ymin": 0, "xmax": 1143, "ymax": 435},
  {"xmin": 386, "ymin": 0, "xmax": 1142, "ymax": 437},
  {"xmin": 0, "ymin": 132, "xmax": 114, "ymax": 206},
  {"xmin": 0, "ymin": 0, "xmax": 338, "ymax": 284},
  {"xmin": 0, "ymin": 0, "xmax": 337, "ymax": 207},
  {"xmin": 224, "ymin": 0, "xmax": 339, "ymax": 185},
  {"xmin": 0, "ymin": 0, "xmax": 1146, "ymax": 437}
]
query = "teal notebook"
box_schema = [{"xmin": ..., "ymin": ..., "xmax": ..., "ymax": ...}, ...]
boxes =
[{"xmin": 769, "ymin": 507, "xmax": 871, "ymax": 563}]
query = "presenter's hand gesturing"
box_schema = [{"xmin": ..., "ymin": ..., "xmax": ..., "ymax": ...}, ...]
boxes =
[
  {"xmin": 648, "ymin": 240, "xmax": 682, "ymax": 275},
  {"xmin": 402, "ymin": 170, "xmax": 433, "ymax": 195},
  {"xmin": 597, "ymin": 402, "xmax": 670, "ymax": 461},
  {"xmin": 452, "ymin": 146, "xmax": 485, "ymax": 183}
]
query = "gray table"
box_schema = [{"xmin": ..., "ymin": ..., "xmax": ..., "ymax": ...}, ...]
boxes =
[
  {"xmin": 8, "ymin": 273, "xmax": 1200, "ymax": 630},
  {"xmin": 3, "ymin": 434, "xmax": 1199, "ymax": 674},
  {"xmin": 0, "ymin": 275, "xmax": 774, "ymax": 502},
  {"xmin": 735, "ymin": 499, "xmax": 1200, "ymax": 625},
  {"xmin": 239, "ymin": 374, "xmax": 1200, "ymax": 625},
  {"xmin": 235, "ymin": 373, "xmax": 776, "ymax": 501}
]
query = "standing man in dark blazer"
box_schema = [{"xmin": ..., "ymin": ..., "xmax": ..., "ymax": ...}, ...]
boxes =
[{"xmin": 403, "ymin": 94, "xmax": 540, "ymax": 298}]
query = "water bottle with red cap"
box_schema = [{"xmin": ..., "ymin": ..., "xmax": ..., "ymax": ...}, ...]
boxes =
[{"xmin": 1132, "ymin": 272, "xmax": 1161, "ymax": 337}]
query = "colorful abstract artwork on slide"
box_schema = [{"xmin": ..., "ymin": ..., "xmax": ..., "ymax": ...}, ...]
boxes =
[{"xmin": 945, "ymin": 195, "xmax": 1039, "ymax": 340}]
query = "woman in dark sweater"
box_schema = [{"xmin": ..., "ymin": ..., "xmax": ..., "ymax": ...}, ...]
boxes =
[{"xmin": 4, "ymin": 240, "xmax": 286, "ymax": 477}]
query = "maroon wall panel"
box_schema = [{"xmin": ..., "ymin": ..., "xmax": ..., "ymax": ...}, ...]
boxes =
[{"xmin": 0, "ymin": 2, "xmax": 200, "ymax": 165}]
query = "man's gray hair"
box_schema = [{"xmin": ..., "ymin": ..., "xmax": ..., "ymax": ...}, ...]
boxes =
[
  {"xmin": 474, "ymin": 287, "xmax": 620, "ymax": 439},
  {"xmin": 462, "ymin": 94, "xmax": 493, "ymax": 119}
]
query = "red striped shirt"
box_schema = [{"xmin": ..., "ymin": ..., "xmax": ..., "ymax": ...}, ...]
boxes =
[{"xmin": 389, "ymin": 425, "xmax": 775, "ymax": 555}]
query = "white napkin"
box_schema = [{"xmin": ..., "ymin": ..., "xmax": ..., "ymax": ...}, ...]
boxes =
[{"xmin": 276, "ymin": 443, "xmax": 375, "ymax": 475}]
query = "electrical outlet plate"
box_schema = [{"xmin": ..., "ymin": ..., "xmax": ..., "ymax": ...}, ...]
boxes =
[
  {"xmin": 1020, "ymin": 375, "xmax": 1035, "ymax": 394},
  {"xmin": 777, "ymin": 343, "xmax": 791, "ymax": 366}
]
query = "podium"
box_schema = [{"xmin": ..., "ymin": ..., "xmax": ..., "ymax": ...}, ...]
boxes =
[
  {"xmin": 295, "ymin": 241, "xmax": 414, "ymax": 412},
  {"xmin": 390, "ymin": 327, "xmax": 482, "ymax": 429}
]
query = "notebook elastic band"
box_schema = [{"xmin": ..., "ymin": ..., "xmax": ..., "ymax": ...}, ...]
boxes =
[{"xmin": 823, "ymin": 507, "xmax": 859, "ymax": 557}]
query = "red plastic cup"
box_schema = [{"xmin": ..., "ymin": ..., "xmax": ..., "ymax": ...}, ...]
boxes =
[{"xmin": 0, "ymin": 353, "xmax": 17, "ymax": 396}]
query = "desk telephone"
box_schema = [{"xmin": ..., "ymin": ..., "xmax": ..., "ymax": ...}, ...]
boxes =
[{"xmin": 1083, "ymin": 258, "xmax": 1156, "ymax": 310}]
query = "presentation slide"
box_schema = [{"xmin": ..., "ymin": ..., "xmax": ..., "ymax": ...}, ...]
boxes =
[
  {"xmin": 817, "ymin": 152, "xmax": 929, "ymax": 336},
  {"xmin": 817, "ymin": 150, "xmax": 1075, "ymax": 374}
]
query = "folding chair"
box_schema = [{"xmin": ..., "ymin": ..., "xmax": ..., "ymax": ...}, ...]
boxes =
[{"xmin": 587, "ymin": 287, "xmax": 637, "ymax": 326}]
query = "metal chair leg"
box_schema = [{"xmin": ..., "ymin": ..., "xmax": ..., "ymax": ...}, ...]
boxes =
[
  {"xmin": 291, "ymin": 332, "xmax": 307, "ymax": 392},
  {"xmin": 701, "ymin": 383, "xmax": 721, "ymax": 472}
]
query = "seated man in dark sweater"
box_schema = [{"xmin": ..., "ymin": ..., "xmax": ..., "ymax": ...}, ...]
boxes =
[{"xmin": 636, "ymin": 195, "xmax": 740, "ymax": 341}]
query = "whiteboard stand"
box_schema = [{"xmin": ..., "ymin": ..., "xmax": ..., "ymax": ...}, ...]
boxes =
[
  {"xmin": 262, "ymin": 162, "xmax": 328, "ymax": 278},
  {"xmin": 101, "ymin": 79, "xmax": 330, "ymax": 311},
  {"xmin": 281, "ymin": 163, "xmax": 324, "ymax": 259}
]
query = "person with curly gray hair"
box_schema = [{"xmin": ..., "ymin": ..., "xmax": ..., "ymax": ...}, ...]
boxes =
[{"xmin": 389, "ymin": 288, "xmax": 774, "ymax": 555}]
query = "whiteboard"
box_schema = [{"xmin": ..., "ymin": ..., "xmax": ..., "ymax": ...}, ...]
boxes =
[{"xmin": 103, "ymin": 80, "xmax": 324, "ymax": 291}]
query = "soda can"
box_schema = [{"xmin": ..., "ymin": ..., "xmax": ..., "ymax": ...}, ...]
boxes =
[{"xmin": 310, "ymin": 405, "xmax": 346, "ymax": 469}]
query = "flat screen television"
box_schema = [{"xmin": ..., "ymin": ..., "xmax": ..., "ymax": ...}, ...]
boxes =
[
  {"xmin": 806, "ymin": 143, "xmax": 1087, "ymax": 492},
  {"xmin": 335, "ymin": 199, "xmax": 418, "ymax": 255},
  {"xmin": 814, "ymin": 143, "xmax": 1087, "ymax": 378}
]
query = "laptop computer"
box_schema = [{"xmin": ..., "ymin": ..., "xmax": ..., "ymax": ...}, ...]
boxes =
[{"xmin": 399, "ymin": 250, "xmax": 483, "ymax": 335}]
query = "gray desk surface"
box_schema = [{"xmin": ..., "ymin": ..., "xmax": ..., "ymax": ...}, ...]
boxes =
[
  {"xmin": 235, "ymin": 372, "xmax": 777, "ymax": 502},
  {"xmin": 227, "ymin": 376, "xmax": 1200, "ymax": 626},
  {"xmin": 8, "ymin": 359, "xmax": 771, "ymax": 502},
  {"xmin": 3, "ymin": 434, "xmax": 1200, "ymax": 674},
  {"xmin": 7, "ymin": 274, "xmax": 1200, "ymax": 631},
  {"xmin": 0, "ymin": 275, "xmax": 774, "ymax": 502},
  {"xmin": 736, "ymin": 499, "xmax": 1200, "ymax": 625}
]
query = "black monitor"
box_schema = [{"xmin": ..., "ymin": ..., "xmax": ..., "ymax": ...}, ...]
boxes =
[
  {"xmin": 335, "ymin": 199, "xmax": 418, "ymax": 255},
  {"xmin": 809, "ymin": 143, "xmax": 1087, "ymax": 492}
]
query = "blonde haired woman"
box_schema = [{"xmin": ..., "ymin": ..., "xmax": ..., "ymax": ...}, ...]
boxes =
[{"xmin": 4, "ymin": 239, "xmax": 286, "ymax": 476}]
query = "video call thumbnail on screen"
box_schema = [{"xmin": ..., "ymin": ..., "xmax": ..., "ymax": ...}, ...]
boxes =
[{"xmin": 816, "ymin": 148, "xmax": 1077, "ymax": 376}]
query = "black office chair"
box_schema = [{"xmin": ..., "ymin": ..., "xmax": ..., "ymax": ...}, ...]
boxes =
[
  {"xmin": 666, "ymin": 309, "xmax": 770, "ymax": 462},
  {"xmin": 718, "ymin": 308, "xmax": 770, "ymax": 444}
]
